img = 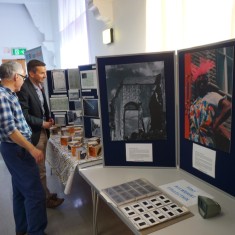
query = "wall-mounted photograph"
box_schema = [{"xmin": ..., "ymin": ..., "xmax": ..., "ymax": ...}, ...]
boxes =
[
  {"xmin": 80, "ymin": 70, "xmax": 97, "ymax": 89},
  {"xmin": 68, "ymin": 68, "xmax": 80, "ymax": 90},
  {"xmin": 105, "ymin": 62, "xmax": 167, "ymax": 141},
  {"xmin": 68, "ymin": 90, "xmax": 80, "ymax": 101},
  {"xmin": 67, "ymin": 110, "xmax": 83, "ymax": 124},
  {"xmin": 183, "ymin": 46, "xmax": 234, "ymax": 153},
  {"xmin": 50, "ymin": 95, "xmax": 69, "ymax": 111},
  {"xmin": 52, "ymin": 70, "xmax": 67, "ymax": 93},
  {"xmin": 97, "ymin": 52, "xmax": 176, "ymax": 167},
  {"xmin": 53, "ymin": 112, "xmax": 66, "ymax": 126},
  {"xmin": 90, "ymin": 118, "xmax": 101, "ymax": 137},
  {"xmin": 83, "ymin": 98, "xmax": 99, "ymax": 118}
]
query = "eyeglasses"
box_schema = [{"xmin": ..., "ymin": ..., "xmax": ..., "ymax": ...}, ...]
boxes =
[{"xmin": 17, "ymin": 73, "xmax": 27, "ymax": 81}]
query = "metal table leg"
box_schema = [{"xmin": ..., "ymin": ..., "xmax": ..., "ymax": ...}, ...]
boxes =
[{"xmin": 91, "ymin": 187, "xmax": 99, "ymax": 235}]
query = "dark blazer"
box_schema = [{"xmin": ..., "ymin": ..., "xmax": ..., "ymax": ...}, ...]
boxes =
[{"xmin": 17, "ymin": 78, "xmax": 50, "ymax": 145}]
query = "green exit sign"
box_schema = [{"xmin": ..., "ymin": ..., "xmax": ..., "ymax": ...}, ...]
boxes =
[{"xmin": 11, "ymin": 48, "xmax": 27, "ymax": 56}]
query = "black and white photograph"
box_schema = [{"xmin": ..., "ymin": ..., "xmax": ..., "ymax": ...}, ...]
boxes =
[
  {"xmin": 67, "ymin": 110, "xmax": 83, "ymax": 124},
  {"xmin": 74, "ymin": 99, "xmax": 82, "ymax": 110},
  {"xmin": 68, "ymin": 68, "xmax": 80, "ymax": 90},
  {"xmin": 52, "ymin": 69, "xmax": 67, "ymax": 92},
  {"xmin": 105, "ymin": 61, "xmax": 167, "ymax": 141},
  {"xmin": 54, "ymin": 113, "xmax": 66, "ymax": 126},
  {"xmin": 68, "ymin": 90, "xmax": 80, "ymax": 101},
  {"xmin": 80, "ymin": 70, "xmax": 97, "ymax": 89},
  {"xmin": 90, "ymin": 118, "xmax": 101, "ymax": 137},
  {"xmin": 50, "ymin": 95, "xmax": 69, "ymax": 111},
  {"xmin": 74, "ymin": 114, "xmax": 83, "ymax": 125},
  {"xmin": 83, "ymin": 98, "xmax": 99, "ymax": 118}
]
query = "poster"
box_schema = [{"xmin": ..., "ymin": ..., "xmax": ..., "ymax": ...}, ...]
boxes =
[{"xmin": 184, "ymin": 47, "xmax": 234, "ymax": 153}]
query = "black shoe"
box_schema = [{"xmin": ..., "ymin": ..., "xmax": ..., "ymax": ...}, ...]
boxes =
[
  {"xmin": 46, "ymin": 197, "xmax": 64, "ymax": 208},
  {"xmin": 16, "ymin": 232, "xmax": 26, "ymax": 235},
  {"xmin": 49, "ymin": 193, "xmax": 57, "ymax": 200}
]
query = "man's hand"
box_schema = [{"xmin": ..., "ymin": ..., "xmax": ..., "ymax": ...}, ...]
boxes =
[
  {"xmin": 49, "ymin": 118, "xmax": 55, "ymax": 125},
  {"xmin": 29, "ymin": 147, "xmax": 44, "ymax": 163},
  {"xmin": 42, "ymin": 121, "xmax": 53, "ymax": 129}
]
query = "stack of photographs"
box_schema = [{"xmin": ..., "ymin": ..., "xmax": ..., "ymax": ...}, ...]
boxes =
[{"xmin": 101, "ymin": 178, "xmax": 190, "ymax": 231}]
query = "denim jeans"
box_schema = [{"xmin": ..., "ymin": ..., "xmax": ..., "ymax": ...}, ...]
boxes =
[{"xmin": 0, "ymin": 142, "xmax": 47, "ymax": 235}]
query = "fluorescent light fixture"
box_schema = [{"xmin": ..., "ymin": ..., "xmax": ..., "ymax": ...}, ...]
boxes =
[{"xmin": 102, "ymin": 28, "xmax": 113, "ymax": 44}]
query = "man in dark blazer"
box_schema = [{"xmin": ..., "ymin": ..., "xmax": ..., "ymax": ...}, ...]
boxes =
[{"xmin": 17, "ymin": 59, "xmax": 64, "ymax": 208}]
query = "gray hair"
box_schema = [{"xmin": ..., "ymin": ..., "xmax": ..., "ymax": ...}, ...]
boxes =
[{"xmin": 0, "ymin": 61, "xmax": 23, "ymax": 80}]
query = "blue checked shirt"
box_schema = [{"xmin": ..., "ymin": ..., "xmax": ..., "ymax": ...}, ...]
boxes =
[{"xmin": 0, "ymin": 85, "xmax": 32, "ymax": 142}]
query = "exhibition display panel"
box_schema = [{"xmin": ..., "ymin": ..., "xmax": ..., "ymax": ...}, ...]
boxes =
[
  {"xmin": 82, "ymin": 40, "xmax": 235, "ymax": 234},
  {"xmin": 96, "ymin": 52, "xmax": 176, "ymax": 167},
  {"xmin": 178, "ymin": 39, "xmax": 235, "ymax": 197},
  {"xmin": 78, "ymin": 64, "xmax": 101, "ymax": 138}
]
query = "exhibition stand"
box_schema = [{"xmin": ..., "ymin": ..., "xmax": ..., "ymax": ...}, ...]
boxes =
[
  {"xmin": 80, "ymin": 39, "xmax": 235, "ymax": 234},
  {"xmin": 45, "ymin": 39, "xmax": 235, "ymax": 234}
]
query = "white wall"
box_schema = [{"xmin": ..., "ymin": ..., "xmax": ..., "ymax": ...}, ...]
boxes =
[
  {"xmin": 87, "ymin": 0, "xmax": 235, "ymax": 62},
  {"xmin": 0, "ymin": 0, "xmax": 57, "ymax": 70},
  {"xmin": 0, "ymin": 0, "xmax": 152, "ymax": 68},
  {"xmin": 86, "ymin": 0, "xmax": 147, "ymax": 63},
  {"xmin": 86, "ymin": 5, "xmax": 107, "ymax": 63},
  {"xmin": 0, "ymin": 3, "xmax": 43, "ymax": 62}
]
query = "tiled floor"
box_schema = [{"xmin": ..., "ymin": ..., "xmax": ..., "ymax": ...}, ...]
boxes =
[{"xmin": 0, "ymin": 154, "xmax": 133, "ymax": 235}]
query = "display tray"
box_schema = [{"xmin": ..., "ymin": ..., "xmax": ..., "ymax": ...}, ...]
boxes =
[{"xmin": 101, "ymin": 178, "xmax": 193, "ymax": 234}]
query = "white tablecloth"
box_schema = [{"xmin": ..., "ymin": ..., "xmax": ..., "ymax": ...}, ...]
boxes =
[{"xmin": 46, "ymin": 135, "xmax": 102, "ymax": 194}]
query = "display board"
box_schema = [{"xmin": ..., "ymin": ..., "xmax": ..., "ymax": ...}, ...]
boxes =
[
  {"xmin": 47, "ymin": 68, "xmax": 83, "ymax": 126},
  {"xmin": 97, "ymin": 52, "xmax": 176, "ymax": 167},
  {"xmin": 178, "ymin": 39, "xmax": 235, "ymax": 197},
  {"xmin": 78, "ymin": 64, "xmax": 101, "ymax": 138}
]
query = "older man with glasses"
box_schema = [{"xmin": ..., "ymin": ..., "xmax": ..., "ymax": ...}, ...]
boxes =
[{"xmin": 0, "ymin": 61, "xmax": 47, "ymax": 235}]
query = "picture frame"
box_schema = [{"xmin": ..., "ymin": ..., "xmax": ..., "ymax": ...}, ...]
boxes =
[
  {"xmin": 68, "ymin": 68, "xmax": 80, "ymax": 90},
  {"xmin": 80, "ymin": 69, "xmax": 97, "ymax": 89},
  {"xmin": 83, "ymin": 98, "xmax": 99, "ymax": 118},
  {"xmin": 53, "ymin": 112, "xmax": 66, "ymax": 126},
  {"xmin": 50, "ymin": 95, "xmax": 69, "ymax": 111},
  {"xmin": 90, "ymin": 118, "xmax": 101, "ymax": 137},
  {"xmin": 51, "ymin": 69, "xmax": 67, "ymax": 93}
]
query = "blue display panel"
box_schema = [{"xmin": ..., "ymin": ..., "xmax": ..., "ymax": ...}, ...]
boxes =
[
  {"xmin": 178, "ymin": 39, "xmax": 235, "ymax": 197},
  {"xmin": 97, "ymin": 52, "xmax": 176, "ymax": 167}
]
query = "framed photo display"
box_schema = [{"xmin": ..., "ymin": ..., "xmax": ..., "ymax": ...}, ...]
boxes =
[
  {"xmin": 51, "ymin": 69, "xmax": 67, "ymax": 93},
  {"xmin": 96, "ymin": 52, "xmax": 176, "ymax": 167},
  {"xmin": 178, "ymin": 39, "xmax": 235, "ymax": 197},
  {"xmin": 78, "ymin": 64, "xmax": 99, "ymax": 138},
  {"xmin": 83, "ymin": 98, "xmax": 99, "ymax": 118}
]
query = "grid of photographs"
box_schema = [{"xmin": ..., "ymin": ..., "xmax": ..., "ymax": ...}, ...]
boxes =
[
  {"xmin": 102, "ymin": 178, "xmax": 190, "ymax": 231},
  {"xmin": 102, "ymin": 178, "xmax": 159, "ymax": 206},
  {"xmin": 120, "ymin": 194, "xmax": 189, "ymax": 230}
]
